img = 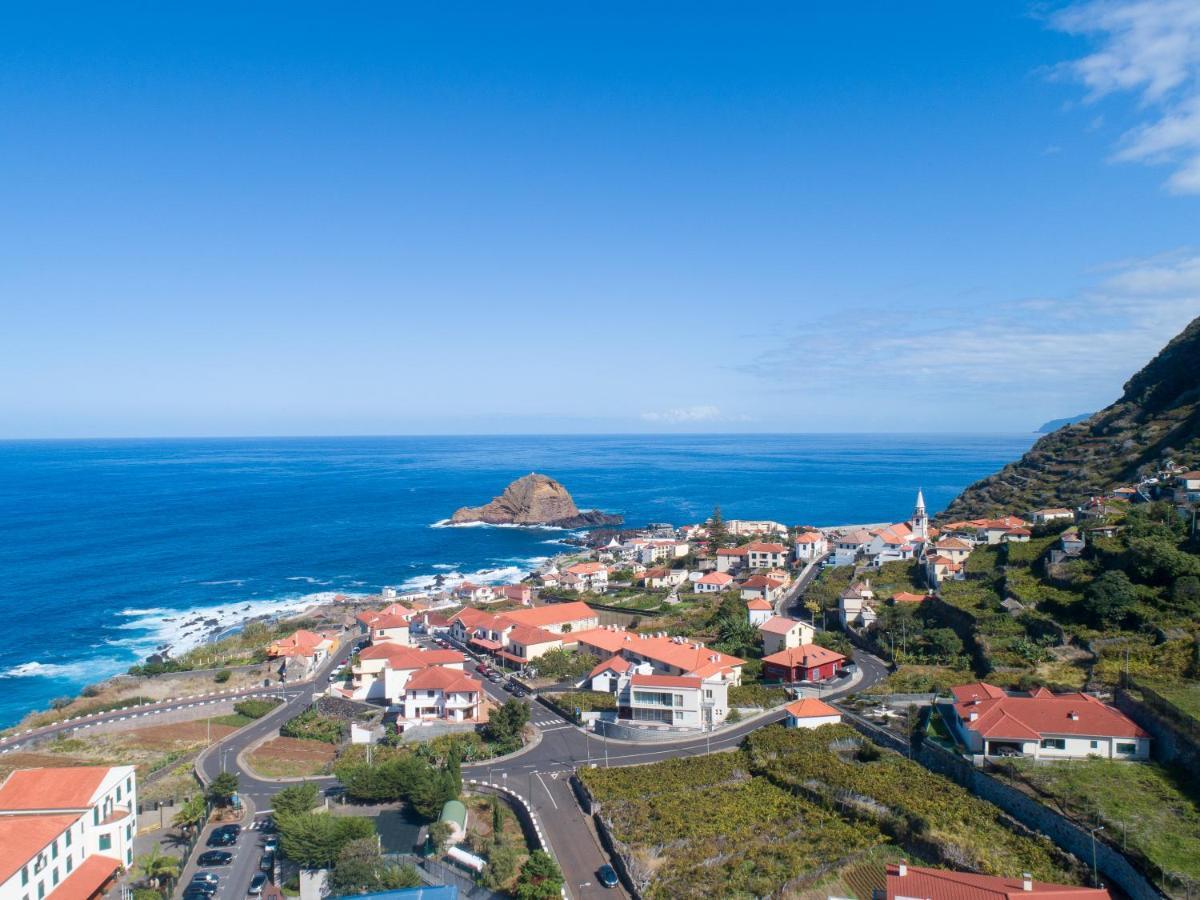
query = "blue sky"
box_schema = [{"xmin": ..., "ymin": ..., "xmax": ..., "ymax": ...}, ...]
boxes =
[{"xmin": 2, "ymin": 1, "xmax": 1199, "ymax": 437}]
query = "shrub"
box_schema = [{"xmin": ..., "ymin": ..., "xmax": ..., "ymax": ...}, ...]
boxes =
[
  {"xmin": 214, "ymin": 670, "xmax": 232, "ymax": 684},
  {"xmin": 280, "ymin": 708, "xmax": 345, "ymax": 744},
  {"xmin": 234, "ymin": 698, "xmax": 282, "ymax": 719}
]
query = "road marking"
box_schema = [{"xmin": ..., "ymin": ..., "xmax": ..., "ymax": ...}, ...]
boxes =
[{"xmin": 535, "ymin": 773, "xmax": 558, "ymax": 809}]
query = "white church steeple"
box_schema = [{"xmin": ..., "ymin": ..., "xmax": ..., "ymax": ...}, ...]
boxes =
[{"xmin": 911, "ymin": 488, "xmax": 928, "ymax": 540}]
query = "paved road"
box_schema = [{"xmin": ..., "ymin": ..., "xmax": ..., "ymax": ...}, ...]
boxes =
[{"xmin": 191, "ymin": 630, "xmax": 889, "ymax": 900}]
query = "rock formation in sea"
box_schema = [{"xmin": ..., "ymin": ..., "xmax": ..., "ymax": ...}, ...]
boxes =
[{"xmin": 450, "ymin": 472, "xmax": 623, "ymax": 528}]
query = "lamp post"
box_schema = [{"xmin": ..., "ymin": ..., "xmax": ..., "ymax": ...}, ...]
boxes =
[{"xmin": 1090, "ymin": 825, "xmax": 1105, "ymax": 887}]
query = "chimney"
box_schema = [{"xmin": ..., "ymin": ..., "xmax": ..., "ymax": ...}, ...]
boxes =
[
  {"xmin": 898, "ymin": 861, "xmax": 907, "ymax": 877},
  {"xmin": 1022, "ymin": 874, "xmax": 1032, "ymax": 892},
  {"xmin": 1069, "ymin": 711, "xmax": 1079, "ymax": 721},
  {"xmin": 969, "ymin": 711, "xmax": 978, "ymax": 722}
]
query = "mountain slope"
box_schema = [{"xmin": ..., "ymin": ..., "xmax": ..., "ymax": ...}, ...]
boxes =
[{"xmin": 942, "ymin": 315, "xmax": 1200, "ymax": 520}]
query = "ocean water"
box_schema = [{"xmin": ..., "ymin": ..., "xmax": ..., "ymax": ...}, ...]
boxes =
[{"xmin": 0, "ymin": 433, "xmax": 1032, "ymax": 726}]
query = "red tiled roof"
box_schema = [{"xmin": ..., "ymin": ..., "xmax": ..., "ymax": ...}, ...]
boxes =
[
  {"xmin": 0, "ymin": 814, "xmax": 80, "ymax": 882},
  {"xmin": 784, "ymin": 698, "xmax": 840, "ymax": 719},
  {"xmin": 758, "ymin": 616, "xmax": 804, "ymax": 634},
  {"xmin": 936, "ymin": 537, "xmax": 972, "ymax": 550},
  {"xmin": 743, "ymin": 542, "xmax": 788, "ymax": 553},
  {"xmin": 631, "ymin": 673, "xmax": 702, "ymax": 689},
  {"xmin": 469, "ymin": 637, "xmax": 503, "ymax": 651},
  {"xmin": 742, "ymin": 575, "xmax": 784, "ymax": 589},
  {"xmin": 715, "ymin": 548, "xmax": 747, "ymax": 556},
  {"xmin": 46, "ymin": 854, "xmax": 122, "ymax": 900},
  {"xmin": 794, "ymin": 532, "xmax": 824, "ymax": 543},
  {"xmin": 885, "ymin": 863, "xmax": 1110, "ymax": 900},
  {"xmin": 505, "ymin": 601, "xmax": 597, "ymax": 628},
  {"xmin": 745, "ymin": 597, "xmax": 773, "ymax": 610},
  {"xmin": 762, "ymin": 644, "xmax": 846, "ymax": 669},
  {"xmin": 697, "ymin": 572, "xmax": 733, "ymax": 585},
  {"xmin": 506, "ymin": 624, "xmax": 561, "ymax": 647},
  {"xmin": 572, "ymin": 629, "xmax": 744, "ymax": 678},
  {"xmin": 565, "ymin": 562, "xmax": 606, "ymax": 576},
  {"xmin": 405, "ymin": 667, "xmax": 481, "ymax": 694},
  {"xmin": 370, "ymin": 614, "xmax": 410, "ymax": 630},
  {"xmin": 891, "ymin": 591, "xmax": 927, "ymax": 603},
  {"xmin": 358, "ymin": 645, "xmax": 463, "ymax": 668},
  {"xmin": 952, "ymin": 682, "xmax": 1148, "ymax": 740},
  {"xmin": 0, "ymin": 766, "xmax": 112, "ymax": 811},
  {"xmin": 589, "ymin": 656, "xmax": 631, "ymax": 678}
]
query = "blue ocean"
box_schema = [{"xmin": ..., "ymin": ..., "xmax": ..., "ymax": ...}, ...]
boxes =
[{"xmin": 0, "ymin": 434, "xmax": 1033, "ymax": 726}]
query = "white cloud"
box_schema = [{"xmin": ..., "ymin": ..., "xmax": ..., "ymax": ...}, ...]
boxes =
[
  {"xmin": 640, "ymin": 405, "xmax": 723, "ymax": 424},
  {"xmin": 1051, "ymin": 0, "xmax": 1200, "ymax": 193},
  {"xmin": 739, "ymin": 252, "xmax": 1200, "ymax": 409}
]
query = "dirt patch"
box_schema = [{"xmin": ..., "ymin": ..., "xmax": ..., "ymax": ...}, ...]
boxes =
[
  {"xmin": 117, "ymin": 721, "xmax": 237, "ymax": 749},
  {"xmin": 247, "ymin": 736, "xmax": 336, "ymax": 777}
]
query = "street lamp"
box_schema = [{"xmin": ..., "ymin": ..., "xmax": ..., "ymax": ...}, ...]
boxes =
[{"xmin": 1090, "ymin": 825, "xmax": 1105, "ymax": 887}]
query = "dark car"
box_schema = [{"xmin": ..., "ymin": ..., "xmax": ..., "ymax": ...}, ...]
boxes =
[
  {"xmin": 262, "ymin": 835, "xmax": 280, "ymax": 853},
  {"xmin": 197, "ymin": 851, "xmax": 234, "ymax": 867},
  {"xmin": 597, "ymin": 864, "xmax": 619, "ymax": 888},
  {"xmin": 248, "ymin": 873, "xmax": 269, "ymax": 896},
  {"xmin": 190, "ymin": 874, "xmax": 219, "ymax": 887},
  {"xmin": 259, "ymin": 852, "xmax": 275, "ymax": 873},
  {"xmin": 184, "ymin": 882, "xmax": 217, "ymax": 897},
  {"xmin": 206, "ymin": 826, "xmax": 239, "ymax": 847},
  {"xmin": 257, "ymin": 817, "xmax": 277, "ymax": 834}
]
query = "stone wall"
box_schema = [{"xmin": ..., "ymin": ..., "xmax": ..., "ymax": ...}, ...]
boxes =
[{"xmin": 1115, "ymin": 685, "xmax": 1200, "ymax": 769}]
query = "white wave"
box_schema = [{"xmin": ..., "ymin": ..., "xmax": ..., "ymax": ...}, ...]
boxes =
[
  {"xmin": 119, "ymin": 607, "xmax": 167, "ymax": 616},
  {"xmin": 286, "ymin": 576, "xmax": 329, "ymax": 584},
  {"xmin": 2, "ymin": 660, "xmax": 113, "ymax": 680},
  {"xmin": 199, "ymin": 579, "xmax": 246, "ymax": 586},
  {"xmin": 398, "ymin": 562, "xmax": 539, "ymax": 593},
  {"xmin": 432, "ymin": 564, "xmax": 459, "ymax": 571},
  {"xmin": 429, "ymin": 519, "xmax": 567, "ymax": 531}
]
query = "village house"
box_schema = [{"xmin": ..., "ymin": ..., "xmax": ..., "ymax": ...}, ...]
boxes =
[
  {"xmin": 976, "ymin": 516, "xmax": 1031, "ymax": 545},
  {"xmin": 495, "ymin": 624, "xmax": 563, "ymax": 669},
  {"xmin": 638, "ymin": 540, "xmax": 690, "ymax": 565},
  {"xmin": 497, "ymin": 584, "xmax": 533, "ymax": 605},
  {"xmin": 562, "ymin": 561, "xmax": 609, "ymax": 593},
  {"xmin": 587, "ymin": 656, "xmax": 639, "ymax": 692},
  {"xmin": 447, "ymin": 602, "xmax": 599, "ymax": 667},
  {"xmin": 400, "ymin": 667, "xmax": 482, "ymax": 724},
  {"xmin": 931, "ymin": 537, "xmax": 972, "ymax": 565},
  {"xmin": 715, "ymin": 547, "xmax": 747, "ymax": 574},
  {"xmin": 0, "ymin": 765, "xmax": 138, "ymax": 900},
  {"xmin": 838, "ymin": 581, "xmax": 877, "ymax": 629},
  {"xmin": 1030, "ymin": 507, "xmax": 1075, "ymax": 525},
  {"xmin": 694, "ymin": 571, "xmax": 734, "ymax": 593},
  {"xmin": 266, "ymin": 629, "xmax": 337, "ymax": 680},
  {"xmin": 761, "ymin": 643, "xmax": 846, "ymax": 683},
  {"xmin": 1174, "ymin": 471, "xmax": 1200, "ymax": 503},
  {"xmin": 783, "ymin": 698, "xmax": 842, "ymax": 729},
  {"xmin": 725, "ymin": 519, "xmax": 788, "ymax": 538},
  {"xmin": 832, "ymin": 528, "xmax": 874, "ymax": 566},
  {"xmin": 454, "ymin": 582, "xmax": 496, "ymax": 604},
  {"xmin": 884, "ymin": 862, "xmax": 1110, "ymax": 900},
  {"xmin": 365, "ymin": 614, "xmax": 411, "ymax": 646},
  {"xmin": 757, "ymin": 616, "xmax": 815, "ymax": 655},
  {"xmin": 1004, "ymin": 527, "xmax": 1032, "ymax": 543},
  {"xmin": 641, "ymin": 567, "xmax": 687, "ymax": 590},
  {"xmin": 615, "ymin": 672, "xmax": 732, "ymax": 729},
  {"xmin": 740, "ymin": 574, "xmax": 786, "ymax": 605},
  {"xmin": 890, "ymin": 591, "xmax": 928, "ymax": 605},
  {"xmin": 792, "ymin": 530, "xmax": 828, "ymax": 562},
  {"xmin": 745, "ymin": 596, "xmax": 774, "ymax": 627},
  {"xmin": 348, "ymin": 645, "xmax": 465, "ymax": 703},
  {"xmin": 925, "ymin": 554, "xmax": 964, "ymax": 589},
  {"xmin": 949, "ymin": 682, "xmax": 1150, "ymax": 760},
  {"xmin": 1049, "ymin": 529, "xmax": 1086, "ymax": 565},
  {"xmin": 743, "ymin": 541, "xmax": 790, "ymax": 570},
  {"xmin": 573, "ymin": 626, "xmax": 744, "ymax": 684}
]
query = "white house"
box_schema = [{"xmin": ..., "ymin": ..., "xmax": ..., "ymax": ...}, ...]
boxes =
[
  {"xmin": 783, "ymin": 698, "xmax": 842, "ymax": 729},
  {"xmin": 615, "ymin": 672, "xmax": 731, "ymax": 730},
  {"xmin": 401, "ymin": 667, "xmax": 483, "ymax": 724},
  {"xmin": 0, "ymin": 765, "xmax": 138, "ymax": 900},
  {"xmin": 740, "ymin": 575, "xmax": 785, "ymax": 605},
  {"xmin": 562, "ymin": 562, "xmax": 609, "ymax": 593},
  {"xmin": 1175, "ymin": 471, "xmax": 1200, "ymax": 503},
  {"xmin": 743, "ymin": 542, "xmax": 789, "ymax": 570},
  {"xmin": 793, "ymin": 531, "xmax": 828, "ymax": 562},
  {"xmin": 726, "ymin": 519, "xmax": 788, "ymax": 538},
  {"xmin": 1030, "ymin": 508, "xmax": 1075, "ymax": 525},
  {"xmin": 757, "ymin": 616, "xmax": 814, "ymax": 655},
  {"xmin": 833, "ymin": 528, "xmax": 873, "ymax": 566},
  {"xmin": 454, "ymin": 582, "xmax": 497, "ymax": 604},
  {"xmin": 694, "ymin": 571, "xmax": 734, "ymax": 593},
  {"xmin": 838, "ymin": 581, "xmax": 876, "ymax": 629},
  {"xmin": 714, "ymin": 547, "xmax": 747, "ymax": 574},
  {"xmin": 349, "ymin": 645, "xmax": 465, "ymax": 703},
  {"xmin": 745, "ymin": 597, "xmax": 773, "ymax": 627},
  {"xmin": 949, "ymin": 682, "xmax": 1151, "ymax": 760}
]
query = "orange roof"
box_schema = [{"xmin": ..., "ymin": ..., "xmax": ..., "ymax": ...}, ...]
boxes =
[
  {"xmin": 697, "ymin": 572, "xmax": 733, "ymax": 585},
  {"xmin": 0, "ymin": 766, "xmax": 112, "ymax": 811},
  {"xmin": 758, "ymin": 615, "xmax": 804, "ymax": 634},
  {"xmin": 47, "ymin": 854, "xmax": 122, "ymax": 900},
  {"xmin": 784, "ymin": 698, "xmax": 840, "ymax": 719},
  {"xmin": 743, "ymin": 541, "xmax": 788, "ymax": 553},
  {"xmin": 936, "ymin": 537, "xmax": 972, "ymax": 550},
  {"xmin": 794, "ymin": 531, "xmax": 824, "ymax": 543},
  {"xmin": 405, "ymin": 667, "xmax": 481, "ymax": 694},
  {"xmin": 564, "ymin": 562, "xmax": 606, "ymax": 576},
  {"xmin": 573, "ymin": 628, "xmax": 744, "ymax": 678},
  {"xmin": 891, "ymin": 591, "xmax": 927, "ymax": 603},
  {"xmin": 589, "ymin": 656, "xmax": 631, "ymax": 678},
  {"xmin": 745, "ymin": 597, "xmax": 773, "ymax": 610},
  {"xmin": 885, "ymin": 864, "xmax": 1109, "ymax": 900},
  {"xmin": 762, "ymin": 643, "xmax": 846, "ymax": 669},
  {"xmin": 631, "ymin": 673, "xmax": 702, "ymax": 689},
  {"xmin": 0, "ymin": 813, "xmax": 80, "ymax": 882},
  {"xmin": 505, "ymin": 601, "xmax": 597, "ymax": 629},
  {"xmin": 951, "ymin": 682, "xmax": 1148, "ymax": 740},
  {"xmin": 715, "ymin": 547, "xmax": 747, "ymax": 556},
  {"xmin": 358, "ymin": 645, "xmax": 463, "ymax": 668},
  {"xmin": 506, "ymin": 624, "xmax": 561, "ymax": 647},
  {"xmin": 267, "ymin": 629, "xmax": 330, "ymax": 658},
  {"xmin": 369, "ymin": 614, "xmax": 410, "ymax": 630},
  {"xmin": 742, "ymin": 574, "xmax": 784, "ymax": 590}
]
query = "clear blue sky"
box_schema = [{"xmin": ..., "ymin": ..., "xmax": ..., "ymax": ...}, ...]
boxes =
[{"xmin": 2, "ymin": 1, "xmax": 1198, "ymax": 437}]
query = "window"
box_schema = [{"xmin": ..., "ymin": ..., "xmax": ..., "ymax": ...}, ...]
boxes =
[
  {"xmin": 126, "ymin": 823, "xmax": 132, "ymax": 840},
  {"xmin": 38, "ymin": 883, "xmax": 44, "ymax": 899},
  {"xmin": 126, "ymin": 777, "xmax": 132, "ymax": 794},
  {"xmin": 51, "ymin": 840, "xmax": 57, "ymax": 859},
  {"xmin": 51, "ymin": 870, "xmax": 59, "ymax": 887},
  {"xmin": 116, "ymin": 786, "xmax": 121, "ymax": 801},
  {"xmin": 1040, "ymin": 738, "xmax": 1066, "ymax": 750},
  {"xmin": 704, "ymin": 689, "xmax": 713, "ymax": 699},
  {"xmin": 1090, "ymin": 740, "xmax": 1099, "ymax": 749},
  {"xmin": 92, "ymin": 809, "xmax": 99, "ymax": 826},
  {"xmin": 65, "ymin": 859, "xmax": 73, "ymax": 874},
  {"xmin": 98, "ymin": 834, "xmax": 112, "ymax": 852},
  {"xmin": 64, "ymin": 829, "xmax": 71, "ymax": 847},
  {"xmin": 1116, "ymin": 742, "xmax": 1137, "ymax": 755},
  {"xmin": 22, "ymin": 866, "xmax": 29, "ymax": 886}
]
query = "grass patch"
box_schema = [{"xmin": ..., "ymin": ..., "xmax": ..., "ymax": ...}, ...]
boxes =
[
  {"xmin": 728, "ymin": 683, "xmax": 789, "ymax": 709},
  {"xmin": 995, "ymin": 757, "xmax": 1200, "ymax": 881}
]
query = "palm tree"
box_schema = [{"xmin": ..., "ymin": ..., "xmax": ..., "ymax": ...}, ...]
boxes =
[
  {"xmin": 172, "ymin": 794, "xmax": 207, "ymax": 834},
  {"xmin": 135, "ymin": 846, "xmax": 181, "ymax": 889}
]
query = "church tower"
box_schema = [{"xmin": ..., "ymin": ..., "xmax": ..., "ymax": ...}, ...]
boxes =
[{"xmin": 911, "ymin": 488, "xmax": 928, "ymax": 541}]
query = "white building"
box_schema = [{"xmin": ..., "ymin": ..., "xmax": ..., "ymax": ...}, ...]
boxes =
[
  {"xmin": 743, "ymin": 542, "xmax": 789, "ymax": 570},
  {"xmin": 616, "ymin": 672, "xmax": 730, "ymax": 729},
  {"xmin": 793, "ymin": 531, "xmax": 828, "ymax": 562},
  {"xmin": 0, "ymin": 765, "xmax": 138, "ymax": 900},
  {"xmin": 757, "ymin": 616, "xmax": 814, "ymax": 655},
  {"xmin": 349, "ymin": 645, "xmax": 465, "ymax": 704},
  {"xmin": 783, "ymin": 698, "xmax": 842, "ymax": 729},
  {"xmin": 401, "ymin": 667, "xmax": 483, "ymax": 724},
  {"xmin": 833, "ymin": 529, "xmax": 873, "ymax": 566},
  {"xmin": 694, "ymin": 571, "xmax": 734, "ymax": 593},
  {"xmin": 950, "ymin": 682, "xmax": 1151, "ymax": 760}
]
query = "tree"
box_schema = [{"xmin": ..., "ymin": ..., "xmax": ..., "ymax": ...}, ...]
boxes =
[
  {"xmin": 172, "ymin": 794, "xmax": 207, "ymax": 833},
  {"xmin": 1170, "ymin": 575, "xmax": 1200, "ymax": 615},
  {"xmin": 1084, "ymin": 570, "xmax": 1137, "ymax": 627},
  {"xmin": 409, "ymin": 769, "xmax": 457, "ymax": 820},
  {"xmin": 206, "ymin": 772, "xmax": 239, "ymax": 807},
  {"xmin": 446, "ymin": 750, "xmax": 462, "ymax": 797},
  {"xmin": 428, "ymin": 820, "xmax": 455, "ymax": 855},
  {"xmin": 277, "ymin": 812, "xmax": 375, "ymax": 869},
  {"xmin": 514, "ymin": 850, "xmax": 564, "ymax": 900},
  {"xmin": 925, "ymin": 628, "xmax": 963, "ymax": 660},
  {"xmin": 135, "ymin": 846, "xmax": 181, "ymax": 889},
  {"xmin": 484, "ymin": 699, "xmax": 530, "ymax": 749},
  {"xmin": 273, "ymin": 783, "xmax": 320, "ymax": 818},
  {"xmin": 328, "ymin": 837, "xmax": 417, "ymax": 895},
  {"xmin": 484, "ymin": 844, "xmax": 520, "ymax": 889},
  {"xmin": 708, "ymin": 505, "xmax": 731, "ymax": 548},
  {"xmin": 804, "ymin": 597, "xmax": 821, "ymax": 623}
]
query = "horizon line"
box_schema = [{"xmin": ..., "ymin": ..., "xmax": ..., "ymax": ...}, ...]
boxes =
[{"xmin": 0, "ymin": 430, "xmax": 1042, "ymax": 442}]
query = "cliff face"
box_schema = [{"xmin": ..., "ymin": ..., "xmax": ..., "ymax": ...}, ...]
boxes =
[
  {"xmin": 450, "ymin": 473, "xmax": 623, "ymax": 528},
  {"xmin": 942, "ymin": 315, "xmax": 1200, "ymax": 521}
]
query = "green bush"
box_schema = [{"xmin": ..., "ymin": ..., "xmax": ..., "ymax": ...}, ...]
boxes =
[
  {"xmin": 214, "ymin": 670, "xmax": 232, "ymax": 684},
  {"xmin": 234, "ymin": 697, "xmax": 283, "ymax": 719},
  {"xmin": 280, "ymin": 708, "xmax": 345, "ymax": 744},
  {"xmin": 728, "ymin": 683, "xmax": 788, "ymax": 709}
]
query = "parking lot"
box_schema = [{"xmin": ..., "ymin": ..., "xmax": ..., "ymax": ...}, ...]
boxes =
[{"xmin": 177, "ymin": 814, "xmax": 277, "ymax": 900}]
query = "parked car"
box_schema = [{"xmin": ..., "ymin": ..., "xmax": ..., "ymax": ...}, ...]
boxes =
[
  {"xmin": 184, "ymin": 882, "xmax": 217, "ymax": 898},
  {"xmin": 512, "ymin": 688, "xmax": 528, "ymax": 699},
  {"xmin": 259, "ymin": 852, "xmax": 275, "ymax": 873},
  {"xmin": 190, "ymin": 874, "xmax": 219, "ymax": 887},
  {"xmin": 597, "ymin": 864, "xmax": 619, "ymax": 888},
  {"xmin": 197, "ymin": 851, "xmax": 234, "ymax": 867},
  {"xmin": 206, "ymin": 827, "xmax": 238, "ymax": 847},
  {"xmin": 262, "ymin": 835, "xmax": 280, "ymax": 853},
  {"xmin": 248, "ymin": 873, "xmax": 269, "ymax": 895},
  {"xmin": 488, "ymin": 673, "xmax": 504, "ymax": 684},
  {"xmin": 257, "ymin": 817, "xmax": 277, "ymax": 834}
]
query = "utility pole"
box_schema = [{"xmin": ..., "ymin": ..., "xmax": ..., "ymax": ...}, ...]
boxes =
[{"xmin": 1090, "ymin": 825, "xmax": 1104, "ymax": 887}]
